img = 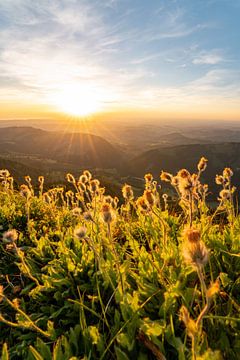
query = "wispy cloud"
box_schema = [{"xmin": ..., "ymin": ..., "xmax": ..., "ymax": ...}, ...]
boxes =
[
  {"xmin": 0, "ymin": 0, "xmax": 239, "ymax": 118},
  {"xmin": 192, "ymin": 50, "xmax": 224, "ymax": 65}
]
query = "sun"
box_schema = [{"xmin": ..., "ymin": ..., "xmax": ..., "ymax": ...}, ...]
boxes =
[{"xmin": 51, "ymin": 84, "xmax": 102, "ymax": 117}]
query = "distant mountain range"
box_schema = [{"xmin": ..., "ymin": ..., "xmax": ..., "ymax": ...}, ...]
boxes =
[
  {"xmin": 1, "ymin": 126, "xmax": 240, "ymax": 195},
  {"xmin": 0, "ymin": 126, "xmax": 126, "ymax": 170},
  {"xmin": 129, "ymin": 143, "xmax": 240, "ymax": 193}
]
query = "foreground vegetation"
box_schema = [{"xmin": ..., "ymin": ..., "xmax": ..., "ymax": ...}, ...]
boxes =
[{"xmin": 0, "ymin": 159, "xmax": 239, "ymax": 360}]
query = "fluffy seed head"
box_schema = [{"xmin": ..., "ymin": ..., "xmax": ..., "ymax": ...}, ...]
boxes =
[
  {"xmin": 79, "ymin": 174, "xmax": 88, "ymax": 184},
  {"xmin": 72, "ymin": 207, "xmax": 82, "ymax": 216},
  {"xmin": 197, "ymin": 157, "xmax": 208, "ymax": 172},
  {"xmin": 20, "ymin": 184, "xmax": 31, "ymax": 198},
  {"xmin": 122, "ymin": 184, "xmax": 134, "ymax": 201},
  {"xmin": 183, "ymin": 241, "xmax": 209, "ymax": 268},
  {"xmin": 215, "ymin": 175, "xmax": 224, "ymax": 185},
  {"xmin": 178, "ymin": 169, "xmax": 191, "ymax": 179},
  {"xmin": 0, "ymin": 169, "xmax": 10, "ymax": 178},
  {"xmin": 83, "ymin": 170, "xmax": 92, "ymax": 181},
  {"xmin": 219, "ymin": 189, "xmax": 231, "ymax": 200},
  {"xmin": 77, "ymin": 181, "xmax": 86, "ymax": 192},
  {"xmin": 144, "ymin": 173, "xmax": 153, "ymax": 182},
  {"xmin": 183, "ymin": 228, "xmax": 201, "ymax": 243},
  {"xmin": 160, "ymin": 171, "xmax": 172, "ymax": 182},
  {"xmin": 143, "ymin": 190, "xmax": 155, "ymax": 207},
  {"xmin": 83, "ymin": 211, "xmax": 94, "ymax": 222},
  {"xmin": 223, "ymin": 167, "xmax": 233, "ymax": 178},
  {"xmin": 66, "ymin": 173, "xmax": 75, "ymax": 184},
  {"xmin": 136, "ymin": 196, "xmax": 149, "ymax": 212},
  {"xmin": 89, "ymin": 179, "xmax": 100, "ymax": 193},
  {"xmin": 2, "ymin": 229, "xmax": 18, "ymax": 243},
  {"xmin": 101, "ymin": 203, "xmax": 113, "ymax": 223},
  {"xmin": 74, "ymin": 226, "xmax": 87, "ymax": 239}
]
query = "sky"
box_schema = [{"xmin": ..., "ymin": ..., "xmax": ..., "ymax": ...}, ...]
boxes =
[{"xmin": 0, "ymin": 0, "xmax": 240, "ymax": 121}]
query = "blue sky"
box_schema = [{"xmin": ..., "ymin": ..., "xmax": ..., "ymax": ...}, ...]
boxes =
[{"xmin": 0, "ymin": 0, "xmax": 239, "ymax": 119}]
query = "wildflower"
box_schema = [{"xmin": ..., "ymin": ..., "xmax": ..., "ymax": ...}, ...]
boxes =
[
  {"xmin": 178, "ymin": 169, "xmax": 191, "ymax": 179},
  {"xmin": 183, "ymin": 228, "xmax": 200, "ymax": 243},
  {"xmin": 144, "ymin": 173, "xmax": 153, "ymax": 182},
  {"xmin": 162, "ymin": 193, "xmax": 168, "ymax": 201},
  {"xmin": 89, "ymin": 179, "xmax": 100, "ymax": 193},
  {"xmin": 20, "ymin": 184, "xmax": 31, "ymax": 198},
  {"xmin": 72, "ymin": 207, "xmax": 82, "ymax": 216},
  {"xmin": 25, "ymin": 175, "xmax": 32, "ymax": 183},
  {"xmin": 122, "ymin": 184, "xmax": 134, "ymax": 201},
  {"xmin": 223, "ymin": 167, "xmax": 233, "ymax": 178},
  {"xmin": 197, "ymin": 157, "xmax": 208, "ymax": 172},
  {"xmin": 180, "ymin": 305, "xmax": 198, "ymax": 338},
  {"xmin": 101, "ymin": 203, "xmax": 114, "ymax": 224},
  {"xmin": 83, "ymin": 170, "xmax": 92, "ymax": 181},
  {"xmin": 136, "ymin": 196, "xmax": 150, "ymax": 213},
  {"xmin": 74, "ymin": 226, "xmax": 87, "ymax": 239},
  {"xmin": 43, "ymin": 192, "xmax": 52, "ymax": 204},
  {"xmin": 66, "ymin": 173, "xmax": 76, "ymax": 184},
  {"xmin": 160, "ymin": 171, "xmax": 172, "ymax": 182},
  {"xmin": 183, "ymin": 241, "xmax": 209, "ymax": 268},
  {"xmin": 215, "ymin": 175, "xmax": 224, "ymax": 185},
  {"xmin": 219, "ymin": 189, "xmax": 231, "ymax": 200},
  {"xmin": 0, "ymin": 169, "xmax": 10, "ymax": 178},
  {"xmin": 38, "ymin": 176, "xmax": 44, "ymax": 185},
  {"xmin": 171, "ymin": 176, "xmax": 179, "ymax": 187},
  {"xmin": 206, "ymin": 279, "xmax": 220, "ymax": 299},
  {"xmin": 77, "ymin": 181, "xmax": 86, "ymax": 192},
  {"xmin": 79, "ymin": 174, "xmax": 88, "ymax": 184},
  {"xmin": 83, "ymin": 211, "xmax": 94, "ymax": 222},
  {"xmin": 2, "ymin": 229, "xmax": 18, "ymax": 243},
  {"xmin": 143, "ymin": 190, "xmax": 155, "ymax": 207}
]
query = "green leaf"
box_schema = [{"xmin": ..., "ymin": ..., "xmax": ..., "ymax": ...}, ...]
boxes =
[
  {"xmin": 29, "ymin": 346, "xmax": 44, "ymax": 360},
  {"xmin": 114, "ymin": 346, "xmax": 130, "ymax": 360}
]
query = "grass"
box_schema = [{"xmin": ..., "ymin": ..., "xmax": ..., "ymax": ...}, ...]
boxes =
[{"xmin": 0, "ymin": 161, "xmax": 239, "ymax": 360}]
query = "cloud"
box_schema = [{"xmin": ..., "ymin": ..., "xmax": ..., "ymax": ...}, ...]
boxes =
[{"xmin": 192, "ymin": 50, "xmax": 224, "ymax": 65}]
